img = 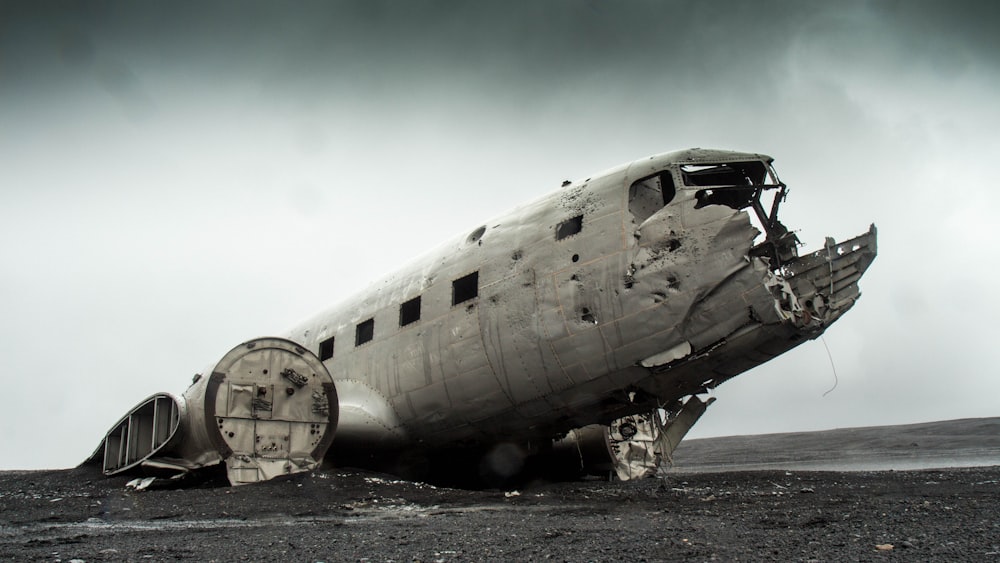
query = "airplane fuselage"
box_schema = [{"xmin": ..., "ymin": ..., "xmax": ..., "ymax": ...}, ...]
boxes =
[
  {"xmin": 89, "ymin": 148, "xmax": 876, "ymax": 485},
  {"xmin": 285, "ymin": 148, "xmax": 875, "ymax": 452}
]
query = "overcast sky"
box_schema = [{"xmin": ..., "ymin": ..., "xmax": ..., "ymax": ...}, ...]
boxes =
[{"xmin": 2, "ymin": 1, "xmax": 997, "ymax": 470}]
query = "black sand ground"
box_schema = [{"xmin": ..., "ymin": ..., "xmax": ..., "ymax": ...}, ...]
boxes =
[{"xmin": 2, "ymin": 419, "xmax": 999, "ymax": 562}]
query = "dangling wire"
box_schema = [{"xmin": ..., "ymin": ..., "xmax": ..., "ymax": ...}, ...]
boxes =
[{"xmin": 820, "ymin": 334, "xmax": 838, "ymax": 397}]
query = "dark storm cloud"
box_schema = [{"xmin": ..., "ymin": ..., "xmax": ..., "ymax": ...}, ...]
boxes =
[
  {"xmin": 0, "ymin": 3, "xmax": 795, "ymax": 98},
  {"xmin": 6, "ymin": 0, "xmax": 997, "ymax": 117}
]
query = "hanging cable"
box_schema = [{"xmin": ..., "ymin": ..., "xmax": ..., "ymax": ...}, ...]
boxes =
[{"xmin": 821, "ymin": 334, "xmax": 838, "ymax": 397}]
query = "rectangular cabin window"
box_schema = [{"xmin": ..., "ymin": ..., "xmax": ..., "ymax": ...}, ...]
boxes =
[
  {"xmin": 355, "ymin": 318, "xmax": 374, "ymax": 346},
  {"xmin": 452, "ymin": 271, "xmax": 479, "ymax": 305},
  {"xmin": 318, "ymin": 336, "xmax": 335, "ymax": 361},
  {"xmin": 400, "ymin": 296, "xmax": 421, "ymax": 326},
  {"xmin": 555, "ymin": 215, "xmax": 583, "ymax": 240}
]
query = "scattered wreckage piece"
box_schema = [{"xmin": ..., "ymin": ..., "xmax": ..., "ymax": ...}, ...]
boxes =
[
  {"xmin": 89, "ymin": 338, "xmax": 338, "ymax": 485},
  {"xmin": 86, "ymin": 148, "xmax": 877, "ymax": 486}
]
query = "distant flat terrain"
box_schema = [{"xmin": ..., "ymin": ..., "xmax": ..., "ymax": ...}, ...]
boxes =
[{"xmin": 672, "ymin": 417, "xmax": 1000, "ymax": 472}]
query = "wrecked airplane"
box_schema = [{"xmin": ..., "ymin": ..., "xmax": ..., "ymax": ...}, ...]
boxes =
[{"xmin": 87, "ymin": 148, "xmax": 877, "ymax": 485}]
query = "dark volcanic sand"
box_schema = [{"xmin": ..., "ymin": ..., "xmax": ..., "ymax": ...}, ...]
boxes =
[
  {"xmin": 4, "ymin": 418, "xmax": 1000, "ymax": 562},
  {"xmin": 2, "ymin": 464, "xmax": 998, "ymax": 562}
]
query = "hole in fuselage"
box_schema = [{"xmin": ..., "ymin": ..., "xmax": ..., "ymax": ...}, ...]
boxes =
[{"xmin": 556, "ymin": 215, "xmax": 583, "ymax": 240}]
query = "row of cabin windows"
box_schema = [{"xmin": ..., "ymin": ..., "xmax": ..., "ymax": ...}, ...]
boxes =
[
  {"xmin": 314, "ymin": 205, "xmax": 618, "ymax": 363},
  {"xmin": 316, "ymin": 270, "xmax": 481, "ymax": 361}
]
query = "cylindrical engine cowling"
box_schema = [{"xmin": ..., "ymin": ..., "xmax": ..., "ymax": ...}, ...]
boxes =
[
  {"xmin": 549, "ymin": 424, "xmax": 616, "ymax": 478},
  {"xmin": 176, "ymin": 337, "xmax": 338, "ymax": 484}
]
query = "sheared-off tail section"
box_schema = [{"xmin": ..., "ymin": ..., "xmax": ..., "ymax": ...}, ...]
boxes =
[{"xmin": 87, "ymin": 338, "xmax": 338, "ymax": 485}]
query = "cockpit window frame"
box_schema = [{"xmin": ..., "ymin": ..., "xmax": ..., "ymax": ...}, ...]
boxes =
[
  {"xmin": 679, "ymin": 159, "xmax": 791, "ymax": 249},
  {"xmin": 679, "ymin": 160, "xmax": 778, "ymax": 189}
]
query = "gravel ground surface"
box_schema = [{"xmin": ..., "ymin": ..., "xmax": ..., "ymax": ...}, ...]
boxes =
[{"xmin": 2, "ymin": 462, "xmax": 998, "ymax": 562}]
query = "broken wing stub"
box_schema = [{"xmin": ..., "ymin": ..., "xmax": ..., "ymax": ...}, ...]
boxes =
[
  {"xmin": 89, "ymin": 393, "xmax": 182, "ymax": 477},
  {"xmin": 86, "ymin": 338, "xmax": 338, "ymax": 485}
]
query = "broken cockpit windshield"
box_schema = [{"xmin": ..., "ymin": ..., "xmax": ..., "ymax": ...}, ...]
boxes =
[
  {"xmin": 683, "ymin": 160, "xmax": 796, "ymax": 268},
  {"xmin": 684, "ymin": 160, "xmax": 780, "ymax": 211}
]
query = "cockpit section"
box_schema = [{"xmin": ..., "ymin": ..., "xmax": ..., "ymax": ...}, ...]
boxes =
[{"xmin": 627, "ymin": 158, "xmax": 800, "ymax": 270}]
